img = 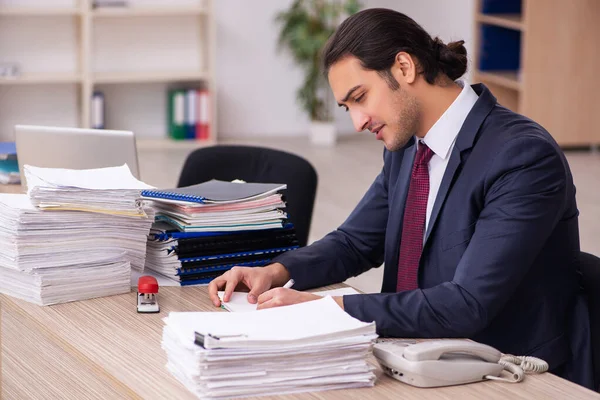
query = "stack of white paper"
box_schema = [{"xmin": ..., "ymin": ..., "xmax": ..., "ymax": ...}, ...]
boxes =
[
  {"xmin": 0, "ymin": 193, "xmax": 154, "ymax": 305},
  {"xmin": 0, "ymin": 253, "xmax": 130, "ymax": 305},
  {"xmin": 0, "ymin": 194, "xmax": 153, "ymax": 272},
  {"xmin": 217, "ymin": 287, "xmax": 361, "ymax": 313},
  {"xmin": 0, "ymin": 164, "xmax": 156, "ymax": 305},
  {"xmin": 162, "ymin": 296, "xmax": 377, "ymax": 399},
  {"xmin": 25, "ymin": 164, "xmax": 152, "ymax": 217}
]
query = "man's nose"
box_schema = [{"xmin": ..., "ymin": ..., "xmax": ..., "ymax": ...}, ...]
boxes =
[{"xmin": 350, "ymin": 110, "xmax": 369, "ymax": 133}]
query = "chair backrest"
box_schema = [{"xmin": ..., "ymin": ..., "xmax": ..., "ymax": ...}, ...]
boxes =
[
  {"xmin": 177, "ymin": 145, "xmax": 318, "ymax": 247},
  {"xmin": 579, "ymin": 251, "xmax": 600, "ymax": 391}
]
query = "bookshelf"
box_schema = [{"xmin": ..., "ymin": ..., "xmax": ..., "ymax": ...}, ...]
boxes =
[
  {"xmin": 0, "ymin": 7, "xmax": 81, "ymax": 16},
  {"xmin": 472, "ymin": 0, "xmax": 600, "ymax": 147},
  {"xmin": 0, "ymin": 0, "xmax": 216, "ymax": 145},
  {"xmin": 0, "ymin": 72, "xmax": 82, "ymax": 85},
  {"xmin": 91, "ymin": 6, "xmax": 207, "ymax": 17}
]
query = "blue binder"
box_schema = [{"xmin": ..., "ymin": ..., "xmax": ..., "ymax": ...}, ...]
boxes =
[
  {"xmin": 478, "ymin": 25, "xmax": 521, "ymax": 71},
  {"xmin": 151, "ymin": 223, "xmax": 295, "ymax": 241},
  {"xmin": 481, "ymin": 0, "xmax": 521, "ymax": 14}
]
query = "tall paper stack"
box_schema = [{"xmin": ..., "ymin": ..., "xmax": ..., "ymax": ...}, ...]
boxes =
[
  {"xmin": 0, "ymin": 164, "xmax": 155, "ymax": 305},
  {"xmin": 162, "ymin": 296, "xmax": 378, "ymax": 399}
]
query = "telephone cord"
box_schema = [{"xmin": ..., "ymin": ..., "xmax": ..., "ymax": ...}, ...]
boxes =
[{"xmin": 485, "ymin": 355, "xmax": 549, "ymax": 383}]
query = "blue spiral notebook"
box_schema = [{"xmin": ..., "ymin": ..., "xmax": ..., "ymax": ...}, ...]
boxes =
[{"xmin": 141, "ymin": 179, "xmax": 286, "ymax": 204}]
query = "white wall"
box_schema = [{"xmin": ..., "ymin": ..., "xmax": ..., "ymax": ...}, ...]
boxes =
[
  {"xmin": 0, "ymin": 0, "xmax": 204, "ymax": 141},
  {"xmin": 0, "ymin": 13, "xmax": 80, "ymax": 140},
  {"xmin": 0, "ymin": 0, "xmax": 475, "ymax": 141},
  {"xmin": 372, "ymin": 0, "xmax": 475, "ymax": 81},
  {"xmin": 216, "ymin": 0, "xmax": 475, "ymax": 138}
]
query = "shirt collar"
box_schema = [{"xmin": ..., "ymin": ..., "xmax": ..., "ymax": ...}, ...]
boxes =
[{"xmin": 417, "ymin": 81, "xmax": 479, "ymax": 160}]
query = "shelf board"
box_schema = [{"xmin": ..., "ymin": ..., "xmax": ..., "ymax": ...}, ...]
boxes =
[
  {"xmin": 92, "ymin": 6, "xmax": 207, "ymax": 18},
  {"xmin": 136, "ymin": 138, "xmax": 215, "ymax": 151},
  {"xmin": 93, "ymin": 70, "xmax": 209, "ymax": 84},
  {"xmin": 0, "ymin": 7, "xmax": 81, "ymax": 16},
  {"xmin": 475, "ymin": 71, "xmax": 521, "ymax": 91},
  {"xmin": 476, "ymin": 13, "xmax": 524, "ymax": 31},
  {"xmin": 0, "ymin": 72, "xmax": 81, "ymax": 85}
]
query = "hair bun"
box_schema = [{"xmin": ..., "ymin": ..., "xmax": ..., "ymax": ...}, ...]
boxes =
[
  {"xmin": 432, "ymin": 37, "xmax": 446, "ymax": 60},
  {"xmin": 432, "ymin": 37, "xmax": 467, "ymax": 81}
]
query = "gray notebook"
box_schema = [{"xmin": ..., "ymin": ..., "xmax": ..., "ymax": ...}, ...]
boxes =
[{"xmin": 140, "ymin": 179, "xmax": 287, "ymax": 204}]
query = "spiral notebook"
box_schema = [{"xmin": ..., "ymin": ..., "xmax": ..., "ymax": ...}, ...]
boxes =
[{"xmin": 141, "ymin": 180, "xmax": 287, "ymax": 205}]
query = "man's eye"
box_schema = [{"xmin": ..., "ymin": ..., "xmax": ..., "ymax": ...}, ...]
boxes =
[{"xmin": 355, "ymin": 94, "xmax": 365, "ymax": 103}]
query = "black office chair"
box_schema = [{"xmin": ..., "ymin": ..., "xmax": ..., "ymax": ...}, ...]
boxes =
[
  {"xmin": 579, "ymin": 251, "xmax": 600, "ymax": 392},
  {"xmin": 177, "ymin": 145, "xmax": 318, "ymax": 247}
]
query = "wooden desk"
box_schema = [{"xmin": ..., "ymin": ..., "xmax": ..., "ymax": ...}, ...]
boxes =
[
  {"xmin": 2, "ymin": 286, "xmax": 599, "ymax": 400},
  {"xmin": 0, "ymin": 183, "xmax": 23, "ymax": 194}
]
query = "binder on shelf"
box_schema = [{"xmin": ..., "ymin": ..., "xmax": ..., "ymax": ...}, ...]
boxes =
[
  {"xmin": 196, "ymin": 88, "xmax": 210, "ymax": 140},
  {"xmin": 185, "ymin": 89, "xmax": 197, "ymax": 140},
  {"xmin": 478, "ymin": 25, "xmax": 521, "ymax": 71},
  {"xmin": 481, "ymin": 0, "xmax": 521, "ymax": 14},
  {"xmin": 93, "ymin": 0, "xmax": 129, "ymax": 8},
  {"xmin": 168, "ymin": 89, "xmax": 186, "ymax": 140},
  {"xmin": 91, "ymin": 91, "xmax": 105, "ymax": 129}
]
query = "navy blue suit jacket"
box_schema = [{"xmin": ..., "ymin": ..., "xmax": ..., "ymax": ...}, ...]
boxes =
[{"xmin": 273, "ymin": 84, "xmax": 594, "ymax": 388}]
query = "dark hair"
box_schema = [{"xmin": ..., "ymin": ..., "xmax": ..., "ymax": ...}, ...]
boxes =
[{"xmin": 322, "ymin": 8, "xmax": 468, "ymax": 87}]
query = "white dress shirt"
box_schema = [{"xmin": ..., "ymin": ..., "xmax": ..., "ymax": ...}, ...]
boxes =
[{"xmin": 415, "ymin": 81, "xmax": 479, "ymax": 235}]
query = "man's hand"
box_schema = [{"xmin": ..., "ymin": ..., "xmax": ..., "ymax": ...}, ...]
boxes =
[
  {"xmin": 256, "ymin": 288, "xmax": 321, "ymax": 310},
  {"xmin": 208, "ymin": 263, "xmax": 290, "ymax": 307}
]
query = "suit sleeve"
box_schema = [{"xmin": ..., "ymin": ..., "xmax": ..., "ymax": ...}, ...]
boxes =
[
  {"xmin": 344, "ymin": 136, "xmax": 570, "ymax": 337},
  {"xmin": 271, "ymin": 152, "xmax": 390, "ymax": 289}
]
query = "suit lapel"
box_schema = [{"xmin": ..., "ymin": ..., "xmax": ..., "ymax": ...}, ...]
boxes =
[
  {"xmin": 424, "ymin": 146, "xmax": 461, "ymax": 244},
  {"xmin": 423, "ymin": 84, "xmax": 497, "ymax": 246}
]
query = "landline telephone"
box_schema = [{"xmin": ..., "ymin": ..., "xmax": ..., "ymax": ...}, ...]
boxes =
[{"xmin": 373, "ymin": 339, "xmax": 549, "ymax": 388}]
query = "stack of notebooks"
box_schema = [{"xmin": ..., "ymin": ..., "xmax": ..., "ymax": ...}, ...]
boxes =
[
  {"xmin": 162, "ymin": 296, "xmax": 378, "ymax": 399},
  {"xmin": 0, "ymin": 165, "xmax": 154, "ymax": 305},
  {"xmin": 142, "ymin": 180, "xmax": 300, "ymax": 285}
]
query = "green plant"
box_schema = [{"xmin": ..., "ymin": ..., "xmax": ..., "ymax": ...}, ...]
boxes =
[{"xmin": 275, "ymin": 0, "xmax": 362, "ymax": 122}]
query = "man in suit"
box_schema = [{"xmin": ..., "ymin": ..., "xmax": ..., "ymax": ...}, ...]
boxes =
[{"xmin": 208, "ymin": 8, "xmax": 593, "ymax": 388}]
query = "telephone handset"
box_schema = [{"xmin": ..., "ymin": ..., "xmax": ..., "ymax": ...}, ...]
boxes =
[{"xmin": 373, "ymin": 339, "xmax": 549, "ymax": 388}]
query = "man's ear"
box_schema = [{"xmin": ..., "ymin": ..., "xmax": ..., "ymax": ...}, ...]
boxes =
[{"xmin": 391, "ymin": 52, "xmax": 417, "ymax": 85}]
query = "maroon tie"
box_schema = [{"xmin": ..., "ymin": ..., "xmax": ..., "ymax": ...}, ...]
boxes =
[{"xmin": 396, "ymin": 142, "xmax": 434, "ymax": 292}]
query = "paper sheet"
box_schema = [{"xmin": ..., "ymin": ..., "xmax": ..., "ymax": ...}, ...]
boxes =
[{"xmin": 217, "ymin": 287, "xmax": 361, "ymax": 313}]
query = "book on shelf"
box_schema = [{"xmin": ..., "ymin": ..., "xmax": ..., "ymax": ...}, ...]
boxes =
[
  {"xmin": 185, "ymin": 89, "xmax": 196, "ymax": 139},
  {"xmin": 197, "ymin": 88, "xmax": 210, "ymax": 140},
  {"xmin": 91, "ymin": 91, "xmax": 105, "ymax": 129},
  {"xmin": 168, "ymin": 89, "xmax": 186, "ymax": 140},
  {"xmin": 168, "ymin": 87, "xmax": 211, "ymax": 141},
  {"xmin": 92, "ymin": 0, "xmax": 129, "ymax": 8}
]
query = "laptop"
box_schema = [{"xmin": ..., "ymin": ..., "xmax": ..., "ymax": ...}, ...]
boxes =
[{"xmin": 14, "ymin": 125, "xmax": 141, "ymax": 184}]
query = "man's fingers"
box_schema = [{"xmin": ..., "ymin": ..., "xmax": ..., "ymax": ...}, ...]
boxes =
[
  {"xmin": 208, "ymin": 276, "xmax": 227, "ymax": 307},
  {"xmin": 257, "ymin": 288, "xmax": 278, "ymax": 305},
  {"xmin": 247, "ymin": 275, "xmax": 271, "ymax": 304},
  {"xmin": 256, "ymin": 296, "xmax": 282, "ymax": 310},
  {"xmin": 223, "ymin": 274, "xmax": 241, "ymax": 303}
]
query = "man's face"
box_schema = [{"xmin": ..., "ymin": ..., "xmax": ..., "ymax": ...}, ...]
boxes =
[{"xmin": 328, "ymin": 56, "xmax": 420, "ymax": 151}]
